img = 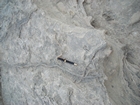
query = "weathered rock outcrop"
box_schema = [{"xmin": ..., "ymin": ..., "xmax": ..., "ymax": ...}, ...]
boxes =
[{"xmin": 0, "ymin": 0, "xmax": 140, "ymax": 105}]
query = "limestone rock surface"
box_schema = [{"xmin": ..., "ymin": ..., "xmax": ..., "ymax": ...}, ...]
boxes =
[{"xmin": 0, "ymin": 0, "xmax": 140, "ymax": 105}]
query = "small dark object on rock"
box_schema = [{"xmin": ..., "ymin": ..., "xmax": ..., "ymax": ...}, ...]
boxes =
[{"xmin": 57, "ymin": 57, "xmax": 77, "ymax": 66}]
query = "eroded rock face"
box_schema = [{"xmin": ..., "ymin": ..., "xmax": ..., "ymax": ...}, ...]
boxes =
[{"xmin": 0, "ymin": 0, "xmax": 140, "ymax": 105}]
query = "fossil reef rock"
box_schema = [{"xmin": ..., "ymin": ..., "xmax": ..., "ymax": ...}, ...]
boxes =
[{"xmin": 0, "ymin": 0, "xmax": 140, "ymax": 105}]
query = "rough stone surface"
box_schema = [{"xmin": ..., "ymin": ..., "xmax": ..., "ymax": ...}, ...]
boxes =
[{"xmin": 0, "ymin": 0, "xmax": 140, "ymax": 105}]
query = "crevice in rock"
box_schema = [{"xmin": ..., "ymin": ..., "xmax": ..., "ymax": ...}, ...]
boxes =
[{"xmin": 0, "ymin": 67, "xmax": 4, "ymax": 105}]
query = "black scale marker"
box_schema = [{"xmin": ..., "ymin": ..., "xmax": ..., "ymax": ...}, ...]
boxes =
[{"xmin": 57, "ymin": 57, "xmax": 77, "ymax": 66}]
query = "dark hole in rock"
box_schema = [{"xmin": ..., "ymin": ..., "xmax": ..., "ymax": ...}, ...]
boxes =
[{"xmin": 90, "ymin": 19, "xmax": 100, "ymax": 28}]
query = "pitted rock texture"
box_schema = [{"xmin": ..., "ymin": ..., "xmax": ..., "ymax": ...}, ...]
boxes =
[{"xmin": 0, "ymin": 0, "xmax": 140, "ymax": 105}]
